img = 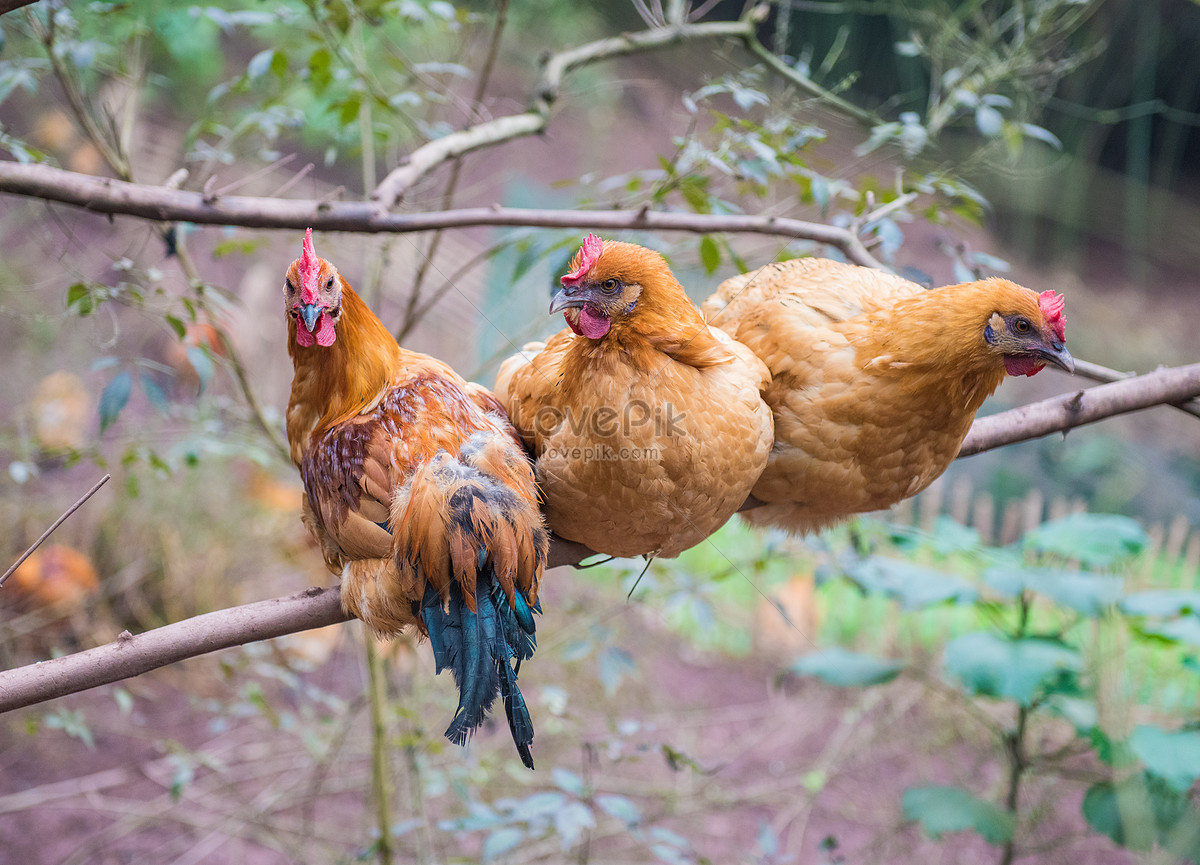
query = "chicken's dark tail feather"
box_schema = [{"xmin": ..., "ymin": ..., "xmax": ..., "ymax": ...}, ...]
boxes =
[{"xmin": 421, "ymin": 552, "xmax": 539, "ymax": 769}]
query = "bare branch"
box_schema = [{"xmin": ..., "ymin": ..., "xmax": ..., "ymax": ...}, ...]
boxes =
[
  {"xmin": 1070, "ymin": 358, "xmax": 1200, "ymax": 419},
  {"xmin": 0, "ymin": 475, "xmax": 110, "ymax": 588},
  {"xmin": 958, "ymin": 363, "xmax": 1200, "ymax": 457},
  {"xmin": 0, "ymin": 587, "xmax": 349, "ymax": 713},
  {"xmin": 370, "ymin": 18, "xmax": 755, "ymax": 209},
  {"xmin": 3, "ymin": 363, "xmax": 1199, "ymax": 713},
  {"xmin": 0, "ymin": 162, "xmax": 885, "ymax": 267},
  {"xmin": 1, "ymin": 0, "xmax": 39, "ymax": 15}
]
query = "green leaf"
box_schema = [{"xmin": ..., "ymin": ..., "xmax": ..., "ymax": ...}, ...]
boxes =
[
  {"xmin": 140, "ymin": 371, "xmax": 168, "ymax": 413},
  {"xmin": 789, "ymin": 647, "xmax": 903, "ymax": 687},
  {"xmin": 336, "ymin": 95, "xmax": 362, "ymax": 127},
  {"xmin": 596, "ymin": 794, "xmax": 641, "ymax": 828},
  {"xmin": 943, "ymin": 632, "xmax": 1079, "ymax": 705},
  {"xmin": 679, "ymin": 175, "xmax": 710, "ymax": 213},
  {"xmin": 185, "ymin": 346, "xmax": 214, "ymax": 394},
  {"xmin": 1130, "ymin": 725, "xmax": 1200, "ymax": 792},
  {"xmin": 552, "ymin": 767, "xmax": 585, "ymax": 796},
  {"xmin": 1044, "ymin": 694, "xmax": 1098, "ymax": 733},
  {"xmin": 1122, "ymin": 590, "xmax": 1200, "ymax": 618},
  {"xmin": 554, "ymin": 801, "xmax": 596, "ymax": 850},
  {"xmin": 1083, "ymin": 773, "xmax": 1200, "ymax": 854},
  {"xmin": 164, "ymin": 314, "xmax": 187, "ymax": 340},
  {"xmin": 983, "ymin": 567, "xmax": 1123, "ymax": 615},
  {"xmin": 974, "ymin": 105, "xmax": 1004, "ymax": 137},
  {"xmin": 308, "ymin": 47, "xmax": 332, "ymax": 93},
  {"xmin": 246, "ymin": 49, "xmax": 275, "ymax": 80},
  {"xmin": 43, "ymin": 708, "xmax": 96, "ymax": 749},
  {"xmin": 844, "ymin": 557, "xmax": 977, "ymax": 610},
  {"xmin": 902, "ymin": 786, "xmax": 1014, "ymax": 844},
  {"xmin": 698, "ymin": 236, "xmax": 720, "ymax": 275},
  {"xmin": 481, "ymin": 827, "xmax": 523, "ymax": 862},
  {"xmin": 67, "ymin": 282, "xmax": 94, "ymax": 315},
  {"xmin": 99, "ymin": 371, "xmax": 132, "ymax": 432},
  {"xmin": 597, "ymin": 646, "xmax": 636, "ymax": 696},
  {"xmin": 1136, "ymin": 617, "xmax": 1200, "ymax": 647},
  {"xmin": 1023, "ymin": 513, "xmax": 1148, "ymax": 566}
]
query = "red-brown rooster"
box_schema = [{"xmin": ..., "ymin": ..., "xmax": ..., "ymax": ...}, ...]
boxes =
[{"xmin": 284, "ymin": 229, "xmax": 548, "ymax": 768}]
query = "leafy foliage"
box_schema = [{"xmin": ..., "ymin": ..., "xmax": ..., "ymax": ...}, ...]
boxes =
[
  {"xmin": 787, "ymin": 508, "xmax": 1200, "ymax": 859},
  {"xmin": 903, "ymin": 785, "xmax": 1014, "ymax": 845}
]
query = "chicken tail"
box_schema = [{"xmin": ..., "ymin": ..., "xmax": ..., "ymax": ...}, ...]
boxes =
[
  {"xmin": 420, "ymin": 553, "xmax": 540, "ymax": 769},
  {"xmin": 390, "ymin": 439, "xmax": 546, "ymax": 769}
]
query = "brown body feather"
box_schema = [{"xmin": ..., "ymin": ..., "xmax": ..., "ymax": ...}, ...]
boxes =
[
  {"xmin": 702, "ymin": 258, "xmax": 1069, "ymax": 533},
  {"xmin": 496, "ymin": 239, "xmax": 773, "ymax": 558},
  {"xmin": 285, "ymin": 276, "xmax": 546, "ymax": 637}
]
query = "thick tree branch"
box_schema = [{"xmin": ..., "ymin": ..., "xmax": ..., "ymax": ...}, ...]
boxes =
[
  {"xmin": 0, "ymin": 588, "xmax": 349, "ymax": 713},
  {"xmin": 0, "ymin": 162, "xmax": 885, "ymax": 266},
  {"xmin": 3, "ymin": 363, "xmax": 1198, "ymax": 714},
  {"xmin": 958, "ymin": 362, "xmax": 1200, "ymax": 457}
]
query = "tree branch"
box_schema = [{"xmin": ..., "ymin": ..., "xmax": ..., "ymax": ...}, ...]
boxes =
[
  {"xmin": 0, "ymin": 587, "xmax": 349, "ymax": 713},
  {"xmin": 3, "ymin": 363, "xmax": 1198, "ymax": 714},
  {"xmin": 958, "ymin": 362, "xmax": 1200, "ymax": 457},
  {"xmin": 1, "ymin": 0, "xmax": 38, "ymax": 17},
  {"xmin": 370, "ymin": 18, "xmax": 756, "ymax": 210},
  {"xmin": 0, "ymin": 162, "xmax": 885, "ymax": 266}
]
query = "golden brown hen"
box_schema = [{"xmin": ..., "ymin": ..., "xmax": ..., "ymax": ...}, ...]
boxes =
[
  {"xmin": 701, "ymin": 257, "xmax": 1072, "ymax": 533},
  {"xmin": 496, "ymin": 235, "xmax": 773, "ymax": 558},
  {"xmin": 284, "ymin": 230, "xmax": 548, "ymax": 767}
]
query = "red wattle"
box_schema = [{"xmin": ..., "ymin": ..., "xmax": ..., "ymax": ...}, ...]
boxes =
[
  {"xmin": 294, "ymin": 312, "xmax": 337, "ymax": 348},
  {"xmin": 315, "ymin": 312, "xmax": 337, "ymax": 346},
  {"xmin": 575, "ymin": 305, "xmax": 611, "ymax": 339},
  {"xmin": 1004, "ymin": 355, "xmax": 1044, "ymax": 377}
]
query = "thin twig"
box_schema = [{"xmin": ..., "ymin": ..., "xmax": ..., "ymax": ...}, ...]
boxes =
[
  {"xmin": 0, "ymin": 474, "xmax": 111, "ymax": 588},
  {"xmin": 364, "ymin": 636, "xmax": 394, "ymax": 865},
  {"xmin": 398, "ymin": 0, "xmax": 510, "ymax": 341}
]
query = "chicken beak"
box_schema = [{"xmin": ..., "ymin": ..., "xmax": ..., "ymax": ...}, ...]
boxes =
[
  {"xmin": 549, "ymin": 287, "xmax": 587, "ymax": 315},
  {"xmin": 1040, "ymin": 342, "xmax": 1075, "ymax": 374},
  {"xmin": 299, "ymin": 303, "xmax": 322, "ymax": 333}
]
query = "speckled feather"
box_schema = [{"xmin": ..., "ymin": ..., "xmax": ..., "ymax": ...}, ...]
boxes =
[
  {"xmin": 701, "ymin": 257, "xmax": 1064, "ymax": 533},
  {"xmin": 495, "ymin": 240, "xmax": 773, "ymax": 558}
]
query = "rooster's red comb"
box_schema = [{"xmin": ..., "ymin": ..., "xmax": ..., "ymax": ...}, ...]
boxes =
[
  {"xmin": 1038, "ymin": 290, "xmax": 1065, "ymax": 342},
  {"xmin": 300, "ymin": 228, "xmax": 321, "ymax": 304},
  {"xmin": 561, "ymin": 234, "xmax": 605, "ymax": 288}
]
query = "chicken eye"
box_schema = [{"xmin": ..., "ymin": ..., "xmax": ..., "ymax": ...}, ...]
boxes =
[
  {"xmin": 285, "ymin": 279, "xmax": 295, "ymax": 293},
  {"xmin": 1013, "ymin": 317, "xmax": 1032, "ymax": 334},
  {"xmin": 602, "ymin": 278, "xmax": 619, "ymax": 292},
  {"xmin": 326, "ymin": 277, "xmax": 335, "ymax": 290}
]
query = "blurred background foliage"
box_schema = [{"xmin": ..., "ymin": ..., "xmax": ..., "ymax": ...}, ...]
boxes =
[{"xmin": 1, "ymin": 0, "xmax": 1199, "ymax": 863}]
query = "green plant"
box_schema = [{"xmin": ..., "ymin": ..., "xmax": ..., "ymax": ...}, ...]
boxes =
[{"xmin": 789, "ymin": 509, "xmax": 1200, "ymax": 862}]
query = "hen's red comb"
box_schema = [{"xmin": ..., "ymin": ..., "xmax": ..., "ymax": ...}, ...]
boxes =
[
  {"xmin": 1038, "ymin": 290, "xmax": 1065, "ymax": 342},
  {"xmin": 300, "ymin": 228, "xmax": 321, "ymax": 304},
  {"xmin": 561, "ymin": 234, "xmax": 605, "ymax": 287}
]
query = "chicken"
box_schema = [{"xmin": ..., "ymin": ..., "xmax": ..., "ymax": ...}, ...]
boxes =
[
  {"xmin": 700, "ymin": 257, "xmax": 1073, "ymax": 533},
  {"xmin": 495, "ymin": 235, "xmax": 773, "ymax": 558},
  {"xmin": 283, "ymin": 229, "xmax": 548, "ymax": 768}
]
